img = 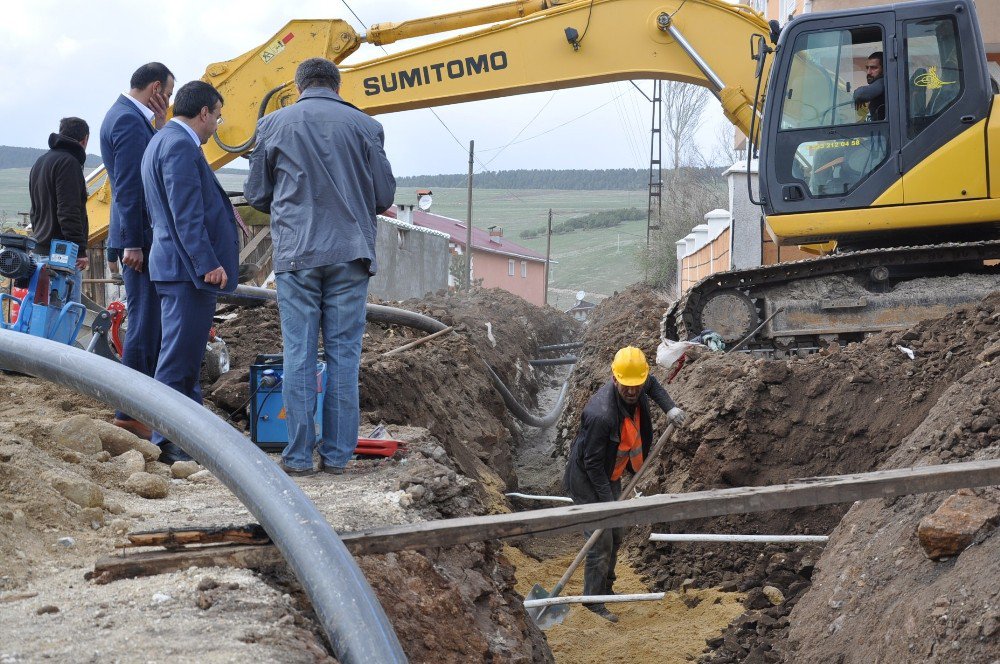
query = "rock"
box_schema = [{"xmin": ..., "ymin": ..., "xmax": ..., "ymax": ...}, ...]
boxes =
[
  {"xmin": 171, "ymin": 461, "xmax": 201, "ymax": 479},
  {"xmin": 50, "ymin": 415, "xmax": 104, "ymax": 455},
  {"xmin": 49, "ymin": 473, "xmax": 104, "ymax": 508},
  {"xmin": 196, "ymin": 592, "xmax": 213, "ymax": 610},
  {"xmin": 151, "ymin": 592, "xmax": 172, "ymax": 605},
  {"xmin": 105, "ymin": 501, "xmax": 125, "ymax": 515},
  {"xmin": 92, "ymin": 420, "xmax": 161, "ymax": 462},
  {"xmin": 918, "ymin": 492, "xmax": 1000, "ymax": 560},
  {"xmin": 762, "ymin": 586, "xmax": 785, "ymax": 606},
  {"xmin": 0, "ymin": 445, "xmax": 16, "ymax": 462},
  {"xmin": 207, "ymin": 369, "xmax": 250, "ymax": 411},
  {"xmin": 80, "ymin": 507, "xmax": 105, "ymax": 529},
  {"xmin": 114, "ymin": 449, "xmax": 146, "ymax": 477},
  {"xmin": 124, "ymin": 472, "xmax": 170, "ymax": 499},
  {"xmin": 745, "ymin": 588, "xmax": 771, "ymax": 610},
  {"xmin": 36, "ymin": 605, "xmax": 60, "ymax": 615},
  {"xmin": 187, "ymin": 469, "xmax": 213, "ymax": 483},
  {"xmin": 197, "ymin": 577, "xmax": 219, "ymax": 591},
  {"xmin": 57, "ymin": 537, "xmax": 76, "ymax": 548}
]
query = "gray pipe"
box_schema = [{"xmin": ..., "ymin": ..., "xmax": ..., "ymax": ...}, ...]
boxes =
[
  {"xmin": 0, "ymin": 330, "xmax": 406, "ymax": 664},
  {"xmin": 537, "ymin": 341, "xmax": 583, "ymax": 353}
]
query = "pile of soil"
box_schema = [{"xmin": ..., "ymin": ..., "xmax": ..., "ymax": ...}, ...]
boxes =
[
  {"xmin": 208, "ymin": 288, "xmax": 579, "ymax": 495},
  {"xmin": 596, "ymin": 288, "xmax": 1000, "ymax": 662}
]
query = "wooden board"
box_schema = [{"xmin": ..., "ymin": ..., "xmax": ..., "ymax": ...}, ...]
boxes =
[
  {"xmin": 337, "ymin": 459, "xmax": 1000, "ymax": 555},
  {"xmin": 87, "ymin": 544, "xmax": 285, "ymax": 584}
]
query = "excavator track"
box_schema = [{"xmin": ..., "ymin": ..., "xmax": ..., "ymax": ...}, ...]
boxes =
[{"xmin": 664, "ymin": 240, "xmax": 1000, "ymax": 354}]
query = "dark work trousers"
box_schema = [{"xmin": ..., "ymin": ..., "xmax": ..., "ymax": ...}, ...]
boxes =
[
  {"xmin": 115, "ymin": 259, "xmax": 161, "ymax": 421},
  {"xmin": 150, "ymin": 280, "xmax": 216, "ymax": 448},
  {"xmin": 564, "ymin": 462, "xmax": 623, "ymax": 601}
]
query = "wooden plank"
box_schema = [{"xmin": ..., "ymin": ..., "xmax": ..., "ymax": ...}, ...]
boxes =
[
  {"xmin": 87, "ymin": 544, "xmax": 285, "ymax": 584},
  {"xmin": 126, "ymin": 524, "xmax": 270, "ymax": 549},
  {"xmin": 337, "ymin": 459, "xmax": 1000, "ymax": 555},
  {"xmin": 238, "ymin": 226, "xmax": 271, "ymax": 263}
]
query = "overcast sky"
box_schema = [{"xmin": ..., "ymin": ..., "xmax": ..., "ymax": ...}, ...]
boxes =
[{"xmin": 0, "ymin": 0, "xmax": 731, "ymax": 177}]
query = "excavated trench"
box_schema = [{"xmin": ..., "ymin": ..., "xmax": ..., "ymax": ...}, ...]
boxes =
[{"xmin": 2, "ymin": 283, "xmax": 997, "ymax": 662}]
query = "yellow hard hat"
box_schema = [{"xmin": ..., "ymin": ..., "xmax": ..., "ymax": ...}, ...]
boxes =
[{"xmin": 611, "ymin": 346, "xmax": 649, "ymax": 386}]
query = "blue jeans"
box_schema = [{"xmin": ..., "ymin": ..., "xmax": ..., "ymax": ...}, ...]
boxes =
[{"xmin": 276, "ymin": 260, "xmax": 369, "ymax": 470}]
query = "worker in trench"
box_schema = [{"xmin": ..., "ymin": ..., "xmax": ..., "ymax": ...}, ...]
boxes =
[{"xmin": 563, "ymin": 346, "xmax": 686, "ymax": 623}]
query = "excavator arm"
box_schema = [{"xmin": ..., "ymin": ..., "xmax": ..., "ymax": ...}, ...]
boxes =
[{"xmin": 86, "ymin": 0, "xmax": 771, "ymax": 243}]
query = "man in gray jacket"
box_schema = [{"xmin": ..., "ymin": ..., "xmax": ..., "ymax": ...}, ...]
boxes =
[{"xmin": 245, "ymin": 58, "xmax": 395, "ymax": 476}]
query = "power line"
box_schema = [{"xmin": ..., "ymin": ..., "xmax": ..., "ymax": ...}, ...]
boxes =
[{"xmin": 481, "ymin": 92, "xmax": 558, "ymax": 167}]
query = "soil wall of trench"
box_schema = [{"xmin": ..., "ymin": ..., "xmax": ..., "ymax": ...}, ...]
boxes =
[{"xmin": 555, "ymin": 285, "xmax": 1000, "ymax": 662}]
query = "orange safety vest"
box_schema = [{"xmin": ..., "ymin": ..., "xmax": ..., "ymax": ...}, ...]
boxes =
[{"xmin": 610, "ymin": 407, "xmax": 643, "ymax": 481}]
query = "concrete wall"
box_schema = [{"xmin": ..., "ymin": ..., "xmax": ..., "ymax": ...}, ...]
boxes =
[
  {"xmin": 368, "ymin": 218, "xmax": 450, "ymax": 302},
  {"xmin": 472, "ymin": 250, "xmax": 547, "ymax": 306}
]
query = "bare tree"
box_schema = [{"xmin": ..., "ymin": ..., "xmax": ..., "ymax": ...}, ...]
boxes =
[
  {"xmin": 662, "ymin": 82, "xmax": 711, "ymax": 169},
  {"xmin": 710, "ymin": 121, "xmax": 748, "ymax": 169}
]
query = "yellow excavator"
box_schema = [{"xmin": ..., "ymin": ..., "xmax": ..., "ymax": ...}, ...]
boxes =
[{"xmin": 85, "ymin": 0, "xmax": 1000, "ymax": 352}]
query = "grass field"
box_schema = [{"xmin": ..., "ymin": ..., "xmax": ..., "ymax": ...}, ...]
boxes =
[
  {"xmin": 1, "ymin": 171, "xmax": 651, "ymax": 310},
  {"xmin": 396, "ymin": 187, "xmax": 649, "ymax": 309}
]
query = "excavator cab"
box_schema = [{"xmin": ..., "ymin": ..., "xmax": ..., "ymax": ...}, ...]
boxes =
[{"xmin": 759, "ymin": 0, "xmax": 991, "ymax": 246}]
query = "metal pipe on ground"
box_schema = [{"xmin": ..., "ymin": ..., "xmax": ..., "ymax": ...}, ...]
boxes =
[
  {"xmin": 0, "ymin": 330, "xmax": 405, "ymax": 664},
  {"xmin": 528, "ymin": 355, "xmax": 577, "ymax": 367},
  {"xmin": 505, "ymin": 493, "xmax": 574, "ymax": 504},
  {"xmin": 650, "ymin": 534, "xmax": 829, "ymax": 543},
  {"xmin": 537, "ymin": 341, "xmax": 583, "ymax": 353},
  {"xmin": 523, "ymin": 592, "xmax": 665, "ymax": 609}
]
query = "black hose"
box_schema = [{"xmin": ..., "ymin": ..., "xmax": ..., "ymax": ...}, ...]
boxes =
[
  {"xmin": 0, "ymin": 330, "xmax": 405, "ymax": 664},
  {"xmin": 223, "ymin": 287, "xmax": 448, "ymax": 335},
  {"xmin": 537, "ymin": 341, "xmax": 583, "ymax": 352},
  {"xmin": 485, "ymin": 363, "xmax": 571, "ymax": 428},
  {"xmin": 528, "ymin": 355, "xmax": 578, "ymax": 367},
  {"xmin": 213, "ymin": 83, "xmax": 287, "ymax": 154}
]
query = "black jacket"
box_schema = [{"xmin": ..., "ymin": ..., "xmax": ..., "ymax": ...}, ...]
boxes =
[
  {"xmin": 565, "ymin": 376, "xmax": 676, "ymax": 503},
  {"xmin": 28, "ymin": 133, "xmax": 89, "ymax": 257}
]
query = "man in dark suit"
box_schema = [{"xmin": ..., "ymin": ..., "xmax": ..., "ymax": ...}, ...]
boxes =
[
  {"xmin": 100, "ymin": 62, "xmax": 174, "ymax": 439},
  {"xmin": 141, "ymin": 81, "xmax": 238, "ymax": 464}
]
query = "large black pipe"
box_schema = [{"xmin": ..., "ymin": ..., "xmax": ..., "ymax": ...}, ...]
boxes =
[
  {"xmin": 537, "ymin": 341, "xmax": 583, "ymax": 353},
  {"xmin": 528, "ymin": 355, "xmax": 578, "ymax": 367},
  {"xmin": 485, "ymin": 363, "xmax": 571, "ymax": 428},
  {"xmin": 221, "ymin": 286, "xmax": 448, "ymax": 335},
  {"xmin": 0, "ymin": 330, "xmax": 406, "ymax": 664}
]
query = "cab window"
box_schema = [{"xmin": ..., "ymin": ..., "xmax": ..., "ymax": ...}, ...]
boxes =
[
  {"xmin": 777, "ymin": 25, "xmax": 889, "ymax": 198},
  {"xmin": 904, "ymin": 17, "xmax": 963, "ymax": 139}
]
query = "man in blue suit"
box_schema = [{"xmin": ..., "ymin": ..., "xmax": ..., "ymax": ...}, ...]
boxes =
[
  {"xmin": 141, "ymin": 81, "xmax": 238, "ymax": 464},
  {"xmin": 100, "ymin": 62, "xmax": 174, "ymax": 439}
]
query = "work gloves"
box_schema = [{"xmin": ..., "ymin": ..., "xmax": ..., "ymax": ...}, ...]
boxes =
[{"xmin": 667, "ymin": 406, "xmax": 687, "ymax": 427}]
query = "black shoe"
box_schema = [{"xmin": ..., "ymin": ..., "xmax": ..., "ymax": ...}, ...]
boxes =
[
  {"xmin": 279, "ymin": 461, "xmax": 317, "ymax": 477},
  {"xmin": 158, "ymin": 441, "xmax": 193, "ymax": 465},
  {"xmin": 584, "ymin": 603, "xmax": 619, "ymax": 623},
  {"xmin": 318, "ymin": 461, "xmax": 344, "ymax": 475}
]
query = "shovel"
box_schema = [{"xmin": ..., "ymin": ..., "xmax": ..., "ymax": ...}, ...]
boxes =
[{"xmin": 527, "ymin": 423, "xmax": 676, "ymax": 628}]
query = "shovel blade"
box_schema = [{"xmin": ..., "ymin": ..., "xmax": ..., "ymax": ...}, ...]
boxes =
[{"xmin": 525, "ymin": 583, "xmax": 571, "ymax": 629}]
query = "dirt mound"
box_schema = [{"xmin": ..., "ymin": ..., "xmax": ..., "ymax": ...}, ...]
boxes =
[
  {"xmin": 630, "ymin": 292, "xmax": 1000, "ymax": 661},
  {"xmin": 779, "ymin": 298, "xmax": 1000, "ymax": 663},
  {"xmin": 210, "ymin": 288, "xmax": 579, "ymax": 493}
]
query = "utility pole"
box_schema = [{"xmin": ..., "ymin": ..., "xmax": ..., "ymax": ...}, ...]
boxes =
[
  {"xmin": 465, "ymin": 140, "xmax": 474, "ymax": 290},
  {"xmin": 543, "ymin": 208, "xmax": 553, "ymax": 306}
]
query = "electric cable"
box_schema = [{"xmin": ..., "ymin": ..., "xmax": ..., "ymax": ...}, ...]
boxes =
[{"xmin": 481, "ymin": 92, "xmax": 558, "ymax": 167}]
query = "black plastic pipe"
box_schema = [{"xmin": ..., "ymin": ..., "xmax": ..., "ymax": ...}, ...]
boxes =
[
  {"xmin": 528, "ymin": 355, "xmax": 578, "ymax": 367},
  {"xmin": 485, "ymin": 363, "xmax": 571, "ymax": 428},
  {"xmin": 0, "ymin": 329, "xmax": 406, "ymax": 664},
  {"xmin": 221, "ymin": 286, "xmax": 448, "ymax": 335}
]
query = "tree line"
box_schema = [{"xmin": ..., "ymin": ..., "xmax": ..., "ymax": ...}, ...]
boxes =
[
  {"xmin": 519, "ymin": 207, "xmax": 646, "ymax": 239},
  {"xmin": 396, "ymin": 167, "xmax": 723, "ymax": 191}
]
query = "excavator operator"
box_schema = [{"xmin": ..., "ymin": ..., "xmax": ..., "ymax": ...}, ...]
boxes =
[
  {"xmin": 853, "ymin": 51, "xmax": 886, "ymax": 121},
  {"xmin": 562, "ymin": 346, "xmax": 686, "ymax": 623}
]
